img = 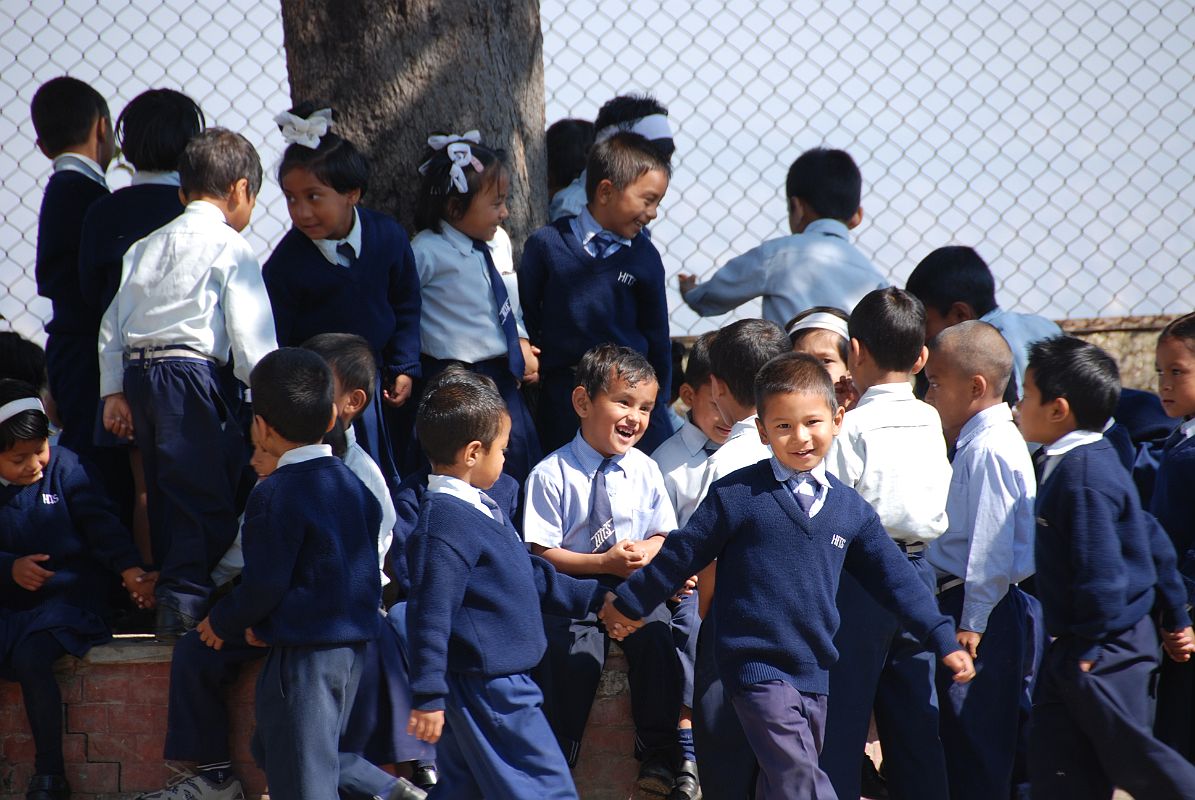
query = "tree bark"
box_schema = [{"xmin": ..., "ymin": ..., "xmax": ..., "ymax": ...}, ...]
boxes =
[{"xmin": 278, "ymin": 0, "xmax": 547, "ymax": 249}]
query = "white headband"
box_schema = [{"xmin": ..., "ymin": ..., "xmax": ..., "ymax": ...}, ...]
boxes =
[
  {"xmin": 275, "ymin": 108, "xmax": 334, "ymax": 149},
  {"xmin": 787, "ymin": 312, "xmax": 850, "ymax": 342},
  {"xmin": 0, "ymin": 397, "xmax": 45, "ymax": 425},
  {"xmin": 594, "ymin": 113, "xmax": 673, "ymax": 144},
  {"xmin": 418, "ymin": 131, "xmax": 484, "ymax": 194}
]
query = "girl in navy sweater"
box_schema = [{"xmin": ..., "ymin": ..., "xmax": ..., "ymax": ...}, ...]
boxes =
[
  {"xmin": 0, "ymin": 380, "xmax": 153, "ymax": 800},
  {"xmin": 263, "ymin": 104, "xmax": 421, "ymax": 481}
]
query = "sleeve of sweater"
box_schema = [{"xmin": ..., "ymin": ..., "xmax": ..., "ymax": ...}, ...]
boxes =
[
  {"xmin": 531, "ymin": 554, "xmax": 606, "ymax": 617},
  {"xmin": 844, "ymin": 510, "xmax": 960, "ymax": 659},
  {"xmin": 517, "ymin": 234, "xmax": 547, "ymax": 346},
  {"xmin": 63, "ymin": 455, "xmax": 142, "ymax": 574},
  {"xmin": 1063, "ymin": 484, "xmax": 1132, "ymax": 661},
  {"xmin": 77, "ymin": 204, "xmax": 106, "ymax": 313},
  {"xmin": 1147, "ymin": 512, "xmax": 1194, "ymax": 631},
  {"xmin": 637, "ymin": 253, "xmax": 672, "ymax": 400},
  {"xmin": 382, "ymin": 226, "xmax": 423, "ymax": 381},
  {"xmin": 406, "ymin": 528, "xmax": 473, "ymax": 711}
]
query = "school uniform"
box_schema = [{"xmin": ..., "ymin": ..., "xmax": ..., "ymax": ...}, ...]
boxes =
[
  {"xmin": 925, "ymin": 403, "xmax": 1037, "ymax": 800},
  {"xmin": 523, "ymin": 432, "xmax": 681, "ymax": 765},
  {"xmin": 979, "ymin": 307, "xmax": 1061, "ymax": 400},
  {"xmin": 264, "ymin": 207, "xmax": 421, "ymax": 481},
  {"xmin": 407, "ymin": 478, "xmax": 607, "ymax": 798},
  {"xmin": 0, "ymin": 446, "xmax": 141, "ymax": 775},
  {"xmin": 548, "ymin": 172, "xmax": 586, "ymax": 221},
  {"xmin": 1030, "ymin": 434, "xmax": 1195, "ymax": 799},
  {"xmin": 613, "ymin": 457, "xmax": 961, "ymax": 800},
  {"xmin": 682, "ymin": 218, "xmax": 888, "ymax": 327},
  {"xmin": 412, "ymin": 223, "xmax": 540, "ymax": 482},
  {"xmin": 822, "ymin": 382, "xmax": 954, "ymax": 800},
  {"xmin": 36, "ymin": 155, "xmax": 109, "ymax": 459},
  {"xmin": 519, "ymin": 211, "xmax": 674, "ymax": 455}
]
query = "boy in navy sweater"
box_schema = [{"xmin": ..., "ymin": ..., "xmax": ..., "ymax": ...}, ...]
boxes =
[
  {"xmin": 197, "ymin": 349, "xmax": 422, "ymax": 800},
  {"xmin": 519, "ymin": 132, "xmax": 674, "ymax": 455},
  {"xmin": 1018, "ymin": 335, "xmax": 1195, "ymax": 799},
  {"xmin": 601, "ymin": 353, "xmax": 974, "ymax": 800},
  {"xmin": 405, "ymin": 371, "xmax": 606, "ymax": 798}
]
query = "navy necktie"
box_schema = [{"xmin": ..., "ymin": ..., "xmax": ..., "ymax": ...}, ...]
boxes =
[
  {"xmin": 590, "ymin": 231, "xmax": 621, "ymax": 259},
  {"xmin": 787, "ymin": 472, "xmax": 817, "ymax": 515},
  {"xmin": 1163, "ymin": 426, "xmax": 1186, "ymax": 453},
  {"xmin": 472, "ymin": 239, "xmax": 525, "ymax": 380},
  {"xmin": 336, "ymin": 241, "xmax": 356, "ymax": 266},
  {"xmin": 478, "ymin": 491, "xmax": 505, "ymax": 526},
  {"xmin": 589, "ymin": 458, "xmax": 617, "ymax": 553}
]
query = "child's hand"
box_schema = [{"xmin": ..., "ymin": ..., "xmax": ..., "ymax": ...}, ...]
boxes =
[
  {"xmin": 383, "ymin": 374, "xmax": 413, "ymax": 408},
  {"xmin": 196, "ymin": 616, "xmax": 225, "ymax": 650},
  {"xmin": 13, "ymin": 554, "xmax": 55, "ymax": 591},
  {"xmin": 835, "ymin": 374, "xmax": 860, "ymax": 412},
  {"xmin": 1078, "ymin": 660, "xmax": 1095, "ymax": 672},
  {"xmin": 677, "ymin": 273, "xmax": 698, "ymax": 297},
  {"xmin": 1162, "ymin": 626, "xmax": 1195, "ymax": 662},
  {"xmin": 120, "ymin": 567, "xmax": 157, "ymax": 609},
  {"xmin": 102, "ymin": 393, "xmax": 135, "ymax": 440},
  {"xmin": 244, "ymin": 627, "xmax": 268, "ymax": 647},
  {"xmin": 942, "ymin": 650, "xmax": 976, "ymax": 683},
  {"xmin": 956, "ymin": 629, "xmax": 982, "ymax": 660},
  {"xmin": 520, "ymin": 339, "xmax": 541, "ymax": 385},
  {"xmin": 672, "ymin": 574, "xmax": 699, "ymax": 603},
  {"xmin": 602, "ymin": 540, "xmax": 647, "ymax": 578},
  {"xmin": 408, "ymin": 709, "xmax": 445, "ymax": 743},
  {"xmin": 598, "ymin": 592, "xmax": 643, "ymax": 641}
]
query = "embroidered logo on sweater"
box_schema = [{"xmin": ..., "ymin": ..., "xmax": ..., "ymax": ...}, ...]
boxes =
[
  {"xmin": 830, "ymin": 533, "xmax": 846, "ymax": 549},
  {"xmin": 41, "ymin": 493, "xmax": 59, "ymax": 504},
  {"xmin": 617, "ymin": 271, "xmax": 637, "ymax": 286}
]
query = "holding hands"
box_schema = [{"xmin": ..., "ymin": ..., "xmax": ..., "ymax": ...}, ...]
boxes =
[
  {"xmin": 102, "ymin": 393, "xmax": 135, "ymax": 440},
  {"xmin": 196, "ymin": 616, "xmax": 225, "ymax": 650},
  {"xmin": 408, "ymin": 709, "xmax": 445, "ymax": 743},
  {"xmin": 598, "ymin": 592, "xmax": 644, "ymax": 641},
  {"xmin": 942, "ymin": 649, "xmax": 976, "ymax": 683},
  {"xmin": 1162, "ymin": 625, "xmax": 1195, "ymax": 663},
  {"xmin": 120, "ymin": 567, "xmax": 158, "ymax": 609}
]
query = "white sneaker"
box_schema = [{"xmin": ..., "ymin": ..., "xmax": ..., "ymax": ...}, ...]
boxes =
[{"xmin": 136, "ymin": 769, "xmax": 245, "ymax": 800}]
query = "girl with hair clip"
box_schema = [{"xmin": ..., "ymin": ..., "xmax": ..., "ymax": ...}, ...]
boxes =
[
  {"xmin": 262, "ymin": 103, "xmax": 421, "ymax": 483},
  {"xmin": 410, "ymin": 130, "xmax": 541, "ymax": 483},
  {"xmin": 0, "ymin": 380, "xmax": 154, "ymax": 800},
  {"xmin": 785, "ymin": 305, "xmax": 859, "ymax": 411}
]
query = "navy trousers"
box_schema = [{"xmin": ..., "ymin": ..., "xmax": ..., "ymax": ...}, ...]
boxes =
[
  {"xmin": 1030, "ymin": 615, "xmax": 1195, "ymax": 799},
  {"xmin": 821, "ymin": 555, "xmax": 948, "ymax": 800},
  {"xmin": 0, "ymin": 631, "xmax": 68, "ymax": 775},
  {"xmin": 45, "ymin": 333, "xmax": 98, "ymax": 457},
  {"xmin": 692, "ymin": 610, "xmax": 758, "ymax": 799},
  {"xmin": 1155, "ymin": 649, "xmax": 1195, "ymax": 762},
  {"xmin": 538, "ymin": 367, "xmax": 672, "ymax": 458},
  {"xmin": 123, "ymin": 360, "xmax": 243, "ymax": 618},
  {"xmin": 353, "ymin": 371, "xmax": 402, "ymax": 496},
  {"xmin": 731, "ymin": 680, "xmax": 836, "ymax": 800},
  {"xmin": 671, "ymin": 592, "xmax": 700, "ymax": 708}
]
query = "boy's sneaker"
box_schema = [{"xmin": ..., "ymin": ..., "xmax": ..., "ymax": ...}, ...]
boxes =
[{"xmin": 136, "ymin": 772, "xmax": 245, "ymax": 800}]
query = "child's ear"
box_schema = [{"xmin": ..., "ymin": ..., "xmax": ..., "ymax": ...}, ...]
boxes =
[
  {"xmin": 251, "ymin": 415, "xmax": 270, "ymax": 448},
  {"xmin": 595, "ymin": 179, "xmax": 615, "ymax": 206},
  {"xmin": 462, "ymin": 439, "xmax": 484, "ymax": 466},
  {"xmin": 571, "ymin": 386, "xmax": 591, "ymax": 418},
  {"xmin": 849, "ymin": 337, "xmax": 864, "ymax": 368},
  {"xmin": 178, "ymin": 188, "xmax": 188, "ymax": 206},
  {"xmin": 678, "ymin": 382, "xmax": 696, "ymax": 409},
  {"xmin": 325, "ymin": 406, "xmax": 337, "ymax": 434},
  {"xmin": 832, "ymin": 403, "xmax": 846, "ymax": 431},
  {"xmin": 754, "ymin": 416, "xmax": 770, "ymax": 446},
  {"xmin": 1049, "ymin": 397, "xmax": 1071, "ymax": 423},
  {"xmin": 948, "ymin": 301, "xmax": 978, "ymax": 325},
  {"xmin": 846, "ymin": 206, "xmax": 863, "ymax": 229},
  {"xmin": 347, "ymin": 388, "xmax": 368, "ymax": 415},
  {"xmin": 233, "ymin": 178, "xmax": 250, "ymax": 205},
  {"xmin": 971, "ymin": 374, "xmax": 988, "ymax": 400},
  {"xmin": 345, "ymin": 187, "xmax": 362, "ymax": 205},
  {"xmin": 910, "ymin": 345, "xmax": 929, "ymax": 376}
]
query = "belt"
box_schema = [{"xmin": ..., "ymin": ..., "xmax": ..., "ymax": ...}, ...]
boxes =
[
  {"xmin": 125, "ymin": 345, "xmax": 215, "ymax": 364},
  {"xmin": 896, "ymin": 541, "xmax": 927, "ymax": 555},
  {"xmin": 937, "ymin": 575, "xmax": 965, "ymax": 594}
]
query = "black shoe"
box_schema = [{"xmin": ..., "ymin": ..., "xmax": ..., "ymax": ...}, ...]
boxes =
[
  {"xmin": 669, "ymin": 759, "xmax": 701, "ymax": 800},
  {"xmin": 385, "ymin": 778, "xmax": 427, "ymax": 800},
  {"xmin": 637, "ymin": 753, "xmax": 675, "ymax": 796},
  {"xmin": 410, "ymin": 764, "xmax": 438, "ymax": 790},
  {"xmin": 860, "ymin": 753, "xmax": 889, "ymax": 800},
  {"xmin": 154, "ymin": 606, "xmax": 198, "ymax": 641},
  {"xmin": 26, "ymin": 773, "xmax": 70, "ymax": 800}
]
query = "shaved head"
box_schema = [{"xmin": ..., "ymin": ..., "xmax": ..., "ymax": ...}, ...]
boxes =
[{"xmin": 928, "ymin": 321, "xmax": 1012, "ymax": 399}]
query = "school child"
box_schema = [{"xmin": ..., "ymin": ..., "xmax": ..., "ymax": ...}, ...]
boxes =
[
  {"xmin": 0, "ymin": 380, "xmax": 154, "ymax": 800},
  {"xmin": 600, "ymin": 353, "xmax": 974, "ymax": 800},
  {"xmin": 549, "ymin": 93, "xmax": 675, "ymax": 222},
  {"xmin": 97, "ymin": 128, "xmax": 277, "ymax": 639},
  {"xmin": 0, "ymin": 333, "xmax": 49, "ymax": 400},
  {"xmin": 520, "ymin": 132, "xmax": 674, "ymax": 455},
  {"xmin": 787, "ymin": 305, "xmax": 858, "ymax": 411},
  {"xmin": 405, "ymin": 374, "xmax": 606, "ymax": 798},
  {"xmin": 1017, "ymin": 335, "xmax": 1195, "ymax": 799},
  {"xmin": 30, "ymin": 77, "xmax": 113, "ymax": 461},
  {"xmin": 905, "ymin": 245, "xmax": 1061, "ymax": 399},
  {"xmin": 546, "ymin": 117, "xmax": 595, "ymax": 215},
  {"xmin": 679, "ymin": 149, "xmax": 887, "ymax": 327},
  {"xmin": 820, "ymin": 287, "xmax": 954, "ymax": 800},
  {"xmin": 263, "ymin": 104, "xmax": 420, "ymax": 481},
  {"xmin": 523, "ymin": 344, "xmax": 682, "ymax": 793},
  {"xmin": 922, "ymin": 321, "xmax": 1037, "ymax": 800},
  {"xmin": 410, "ymin": 130, "xmax": 540, "ymax": 482}
]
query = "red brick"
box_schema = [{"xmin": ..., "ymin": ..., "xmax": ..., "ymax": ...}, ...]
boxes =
[
  {"xmin": 61, "ymin": 733, "xmax": 87, "ymax": 762},
  {"xmin": 57, "ymin": 675, "xmax": 83, "ymax": 704},
  {"xmin": 139, "ymin": 675, "xmax": 172, "ymax": 706},
  {"xmin": 576, "ymin": 724, "xmax": 634, "ymax": 757},
  {"xmin": 88, "ymin": 732, "xmax": 140, "ymax": 761},
  {"xmin": 107, "ymin": 705, "xmax": 163, "ymax": 734},
  {"xmin": 1, "ymin": 735, "xmax": 34, "ymax": 763},
  {"xmin": 0, "ymin": 683, "xmax": 22, "ymax": 705},
  {"xmin": 3, "ymin": 761, "xmax": 34, "ymax": 792},
  {"xmin": 65, "ymin": 703, "xmax": 107, "ymax": 734},
  {"xmin": 84, "ymin": 673, "xmax": 131, "ymax": 704},
  {"xmin": 587, "ymin": 695, "xmax": 634, "ymax": 727},
  {"xmin": 63, "ymin": 761, "xmax": 119, "ymax": 793},
  {"xmin": 0, "ymin": 704, "xmax": 30, "ymax": 735}
]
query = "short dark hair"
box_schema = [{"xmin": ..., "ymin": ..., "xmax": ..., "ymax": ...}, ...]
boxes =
[
  {"xmin": 31, "ymin": 76, "xmax": 109, "ymax": 156},
  {"xmin": 785, "ymin": 148, "xmax": 861, "ymax": 222},
  {"xmin": 117, "ymin": 88, "xmax": 205, "ymax": 172},
  {"xmin": 585, "ymin": 132, "xmax": 671, "ymax": 200},
  {"xmin": 928, "ymin": 320, "xmax": 1012, "ymax": 398},
  {"xmin": 178, "ymin": 127, "xmax": 263, "ymax": 199},
  {"xmin": 755, "ymin": 353, "xmax": 839, "ymax": 418},
  {"xmin": 302, "ymin": 333, "xmax": 376, "ymax": 412},
  {"xmin": 905, "ymin": 246, "xmax": 998, "ymax": 318},
  {"xmin": 708, "ymin": 319, "xmax": 791, "ymax": 407},
  {"xmin": 850, "ymin": 288, "xmax": 926, "ymax": 372},
  {"xmin": 0, "ymin": 380, "xmax": 50, "ymax": 452},
  {"xmin": 546, "ymin": 118, "xmax": 595, "ymax": 190},
  {"xmin": 786, "ymin": 305, "xmax": 850, "ymax": 362},
  {"xmin": 0, "ymin": 333, "xmax": 48, "ymax": 392},
  {"xmin": 250, "ymin": 348, "xmax": 334, "ymax": 444},
  {"xmin": 414, "ymin": 134, "xmax": 506, "ymax": 233},
  {"xmin": 1027, "ymin": 335, "xmax": 1120, "ymax": 431},
  {"xmin": 1159, "ymin": 311, "xmax": 1195, "ymax": 352},
  {"xmin": 416, "ymin": 374, "xmax": 508, "ymax": 466},
  {"xmin": 682, "ymin": 331, "xmax": 717, "ymax": 388},
  {"xmin": 277, "ymin": 103, "xmax": 370, "ymax": 196},
  {"xmin": 576, "ymin": 344, "xmax": 657, "ymax": 400},
  {"xmin": 593, "ymin": 93, "xmax": 675, "ymax": 161}
]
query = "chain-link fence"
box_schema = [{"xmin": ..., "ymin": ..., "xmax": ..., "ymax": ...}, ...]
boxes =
[{"xmin": 3, "ymin": 0, "xmax": 1193, "ymax": 348}]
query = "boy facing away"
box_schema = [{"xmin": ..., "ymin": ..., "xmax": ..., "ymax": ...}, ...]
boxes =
[
  {"xmin": 679, "ymin": 148, "xmax": 887, "ymax": 327},
  {"xmin": 98, "ymin": 128, "xmax": 278, "ymax": 639},
  {"xmin": 1018, "ymin": 336, "xmax": 1195, "ymax": 799},
  {"xmin": 600, "ymin": 352, "xmax": 973, "ymax": 800}
]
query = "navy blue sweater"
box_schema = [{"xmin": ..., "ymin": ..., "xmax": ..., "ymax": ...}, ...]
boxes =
[
  {"xmin": 1150, "ymin": 434, "xmax": 1195, "ymax": 604},
  {"xmin": 0, "ymin": 447, "xmax": 141, "ymax": 613},
  {"xmin": 406, "ymin": 492, "xmax": 605, "ymax": 710},
  {"xmin": 36, "ymin": 171, "xmax": 109, "ymax": 334},
  {"xmin": 78, "ymin": 183, "xmax": 184, "ymax": 318},
  {"xmin": 1036, "ymin": 439, "xmax": 1192, "ymax": 660},
  {"xmin": 209, "ymin": 456, "xmax": 382, "ymax": 646},
  {"xmin": 263, "ymin": 207, "xmax": 422, "ymax": 381},
  {"xmin": 614, "ymin": 460, "xmax": 959, "ymax": 695}
]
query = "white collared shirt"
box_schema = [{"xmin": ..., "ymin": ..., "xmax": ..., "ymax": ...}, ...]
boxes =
[
  {"xmin": 1039, "ymin": 429, "xmax": 1104, "ymax": 483},
  {"xmin": 694, "ymin": 414, "xmax": 773, "ymax": 506},
  {"xmin": 52, "ymin": 153, "xmax": 107, "ymax": 187},
  {"xmin": 770, "ymin": 457, "xmax": 831, "ymax": 518},
  {"xmin": 427, "ymin": 473, "xmax": 497, "ymax": 520},
  {"xmin": 344, "ymin": 425, "xmax": 396, "ymax": 585},
  {"xmin": 1179, "ymin": 416, "xmax": 1195, "ymax": 440},
  {"xmin": 276, "ymin": 443, "xmax": 332, "ymax": 467},
  {"xmin": 130, "ymin": 170, "xmax": 180, "ymax": 188},
  {"xmin": 311, "ymin": 208, "xmax": 362, "ymax": 267},
  {"xmin": 652, "ymin": 417, "xmax": 720, "ymax": 526}
]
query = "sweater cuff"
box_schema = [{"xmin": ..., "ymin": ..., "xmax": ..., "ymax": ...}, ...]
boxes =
[
  {"xmin": 1075, "ymin": 638, "xmax": 1101, "ymax": 663},
  {"xmin": 929, "ymin": 622, "xmax": 963, "ymax": 660},
  {"xmin": 1161, "ymin": 604, "xmax": 1193, "ymax": 633},
  {"xmin": 612, "ymin": 594, "xmax": 645, "ymax": 621},
  {"xmin": 413, "ymin": 693, "xmax": 446, "ymax": 712}
]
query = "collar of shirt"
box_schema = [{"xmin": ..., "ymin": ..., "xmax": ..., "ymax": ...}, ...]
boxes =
[
  {"xmin": 979, "ymin": 307, "xmax": 1007, "ymax": 328},
  {"xmin": 569, "ymin": 431, "xmax": 625, "ymax": 478},
  {"xmin": 955, "ymin": 403, "xmax": 1014, "ymax": 454},
  {"xmin": 1043, "ymin": 428, "xmax": 1103, "ymax": 458},
  {"xmin": 312, "ymin": 208, "xmax": 362, "ymax": 267},
  {"xmin": 185, "ymin": 199, "xmax": 229, "ymax": 224},
  {"xmin": 0, "ymin": 475, "xmax": 11, "ymax": 487},
  {"xmin": 438, "ymin": 221, "xmax": 483, "ymax": 257},
  {"xmin": 571, "ymin": 205, "xmax": 633, "ymax": 256},
  {"xmin": 769, "ymin": 456, "xmax": 831, "ymax": 489},
  {"xmin": 277, "ymin": 443, "xmax": 333, "ymax": 469},
  {"xmin": 854, "ymin": 381, "xmax": 915, "ymax": 409},
  {"xmin": 344, "ymin": 424, "xmax": 359, "ymax": 449},
  {"xmin": 131, "ymin": 170, "xmax": 181, "ymax": 187},
  {"xmin": 726, "ymin": 414, "xmax": 760, "ymax": 442},
  {"xmin": 52, "ymin": 153, "xmax": 107, "ymax": 187},
  {"xmin": 427, "ymin": 473, "xmax": 495, "ymax": 519},
  {"xmin": 802, "ymin": 217, "xmax": 850, "ymax": 241},
  {"xmin": 677, "ymin": 417, "xmax": 715, "ymax": 457},
  {"xmin": 1179, "ymin": 416, "xmax": 1195, "ymax": 440}
]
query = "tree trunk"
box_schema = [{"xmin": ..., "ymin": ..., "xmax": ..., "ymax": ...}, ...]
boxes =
[{"xmin": 278, "ymin": 0, "xmax": 547, "ymax": 249}]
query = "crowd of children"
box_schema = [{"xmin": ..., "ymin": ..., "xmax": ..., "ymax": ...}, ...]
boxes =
[{"xmin": 4, "ymin": 72, "xmax": 1195, "ymax": 800}]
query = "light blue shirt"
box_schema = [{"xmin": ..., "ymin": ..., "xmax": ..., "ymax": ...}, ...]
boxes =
[
  {"xmin": 569, "ymin": 206, "xmax": 632, "ymax": 258},
  {"xmin": 52, "ymin": 153, "xmax": 107, "ymax": 187},
  {"xmin": 683, "ymin": 218, "xmax": 888, "ymax": 326},
  {"xmin": 652, "ymin": 417, "xmax": 720, "ymax": 526},
  {"xmin": 980, "ymin": 307, "xmax": 1061, "ymax": 399},
  {"xmin": 411, "ymin": 223, "xmax": 527, "ymax": 363},
  {"xmin": 311, "ymin": 208, "xmax": 362, "ymax": 267},
  {"xmin": 523, "ymin": 432, "xmax": 677, "ymax": 552},
  {"xmin": 769, "ymin": 457, "xmax": 831, "ymax": 518},
  {"xmin": 549, "ymin": 172, "xmax": 587, "ymax": 221},
  {"xmin": 926, "ymin": 404, "xmax": 1036, "ymax": 632}
]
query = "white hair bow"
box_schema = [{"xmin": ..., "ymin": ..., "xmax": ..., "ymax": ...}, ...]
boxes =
[
  {"xmin": 419, "ymin": 130, "xmax": 484, "ymax": 193},
  {"xmin": 275, "ymin": 108, "xmax": 334, "ymax": 149}
]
